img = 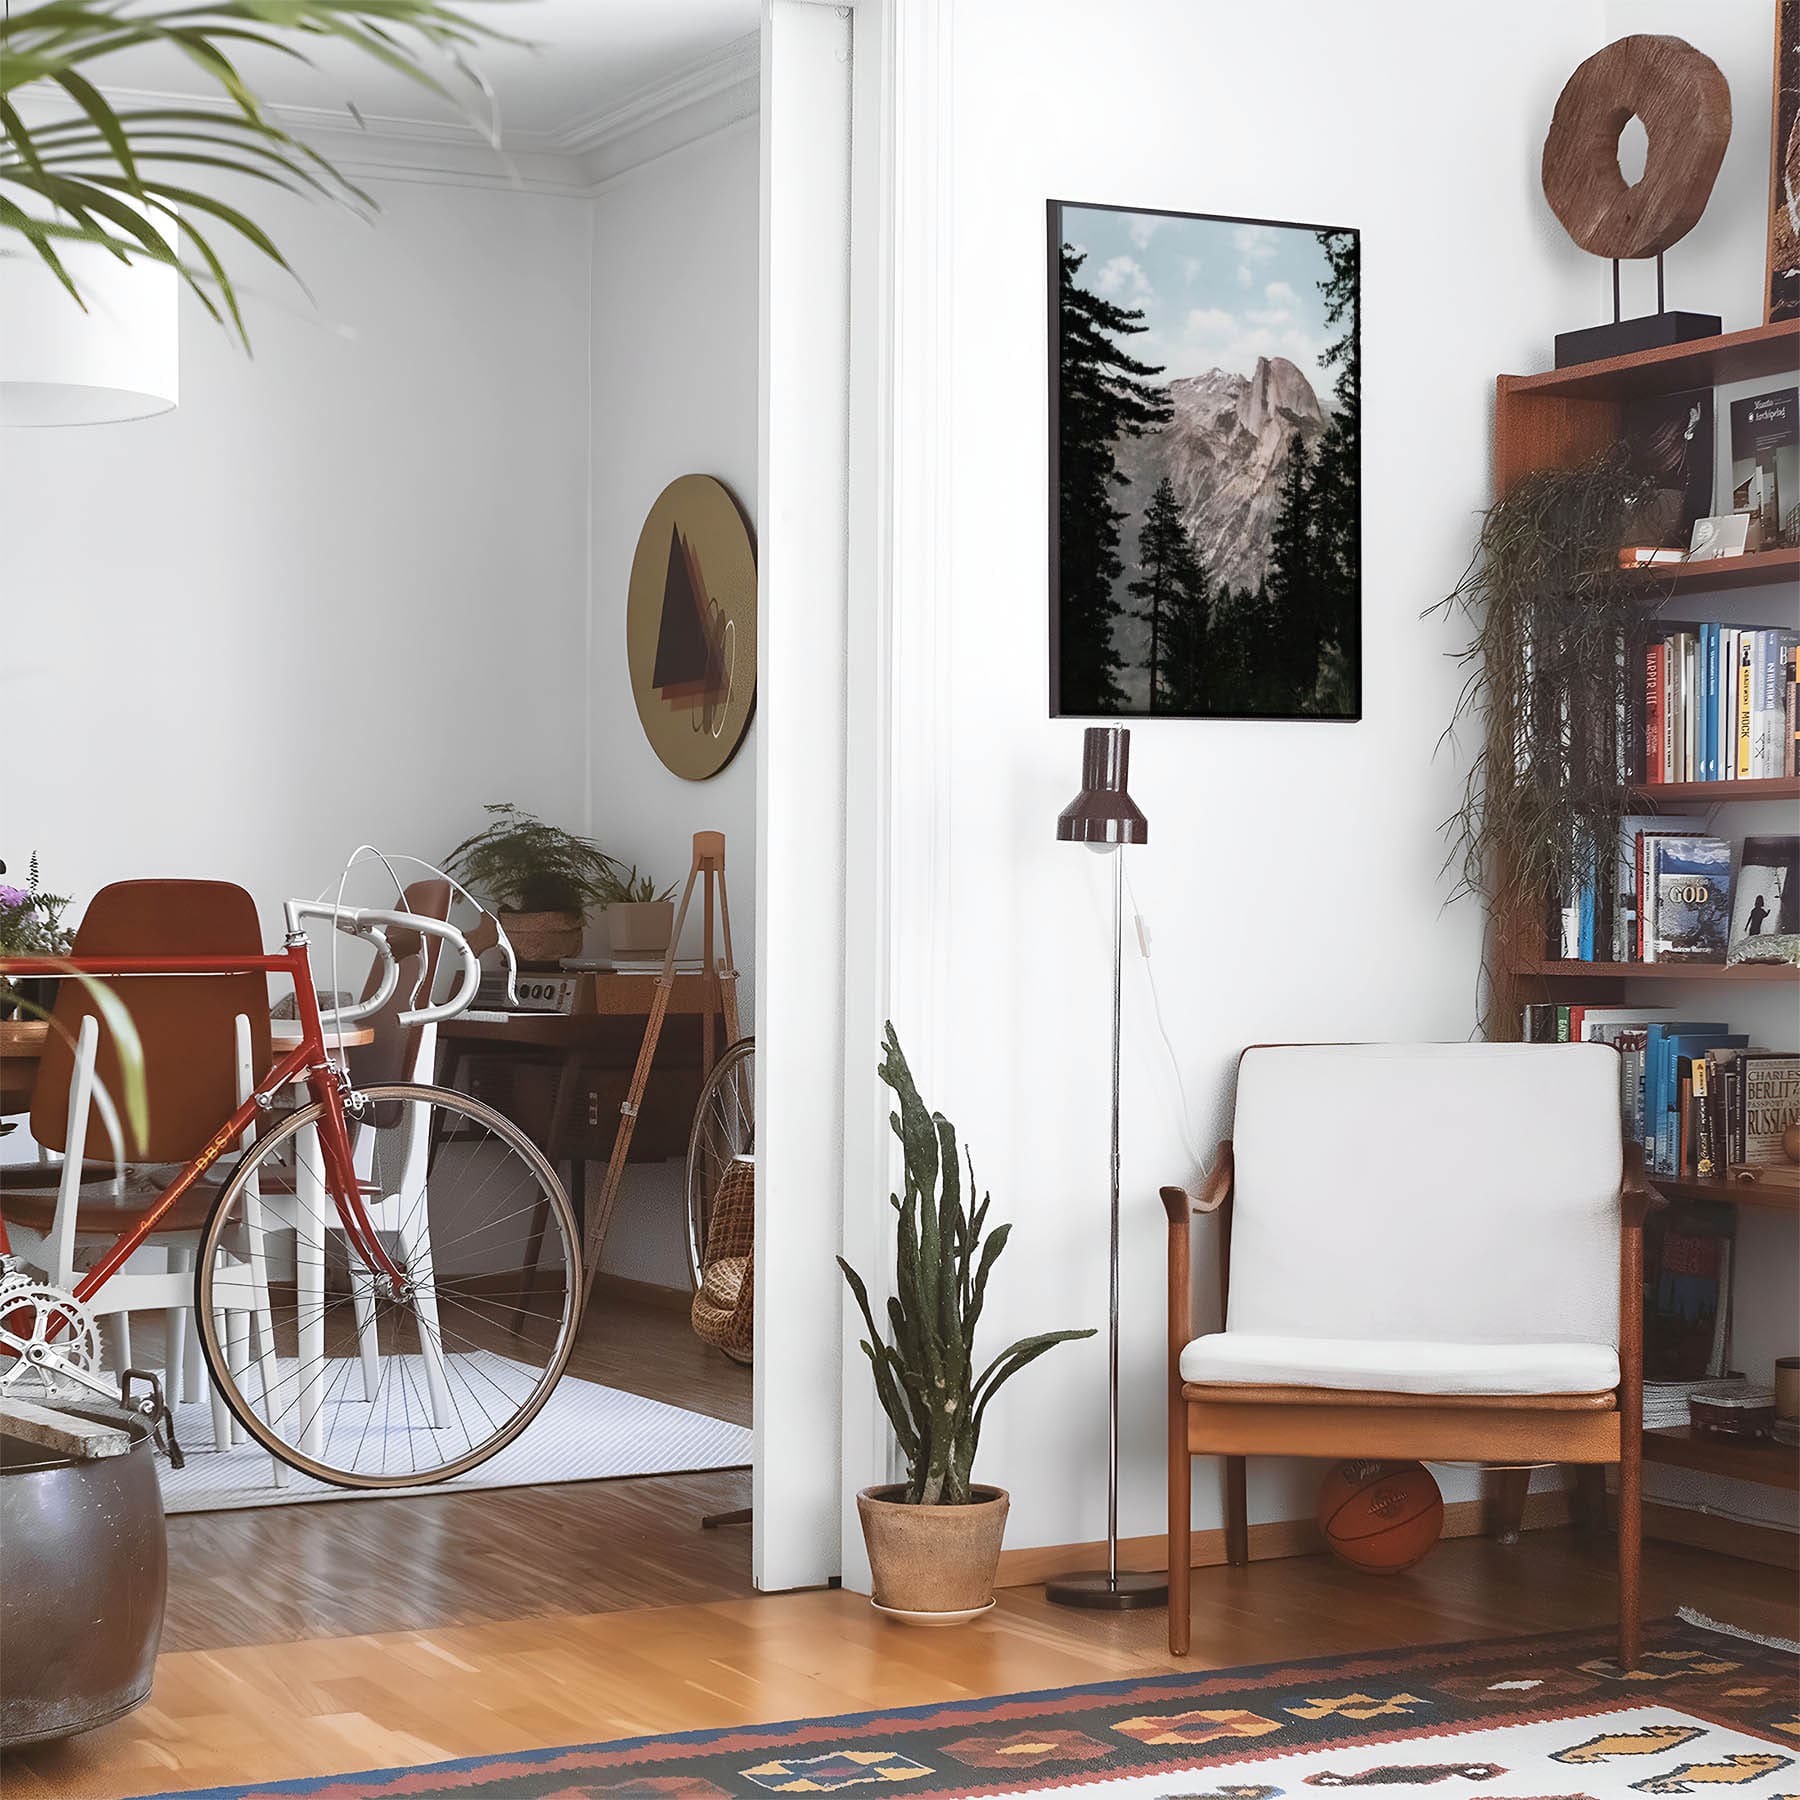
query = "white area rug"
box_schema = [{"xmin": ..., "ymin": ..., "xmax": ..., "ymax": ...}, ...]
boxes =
[{"xmin": 155, "ymin": 1366, "xmax": 751, "ymax": 1513}]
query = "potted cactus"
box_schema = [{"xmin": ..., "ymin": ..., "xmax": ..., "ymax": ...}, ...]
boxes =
[{"xmin": 838, "ymin": 1025, "xmax": 1094, "ymax": 1624}]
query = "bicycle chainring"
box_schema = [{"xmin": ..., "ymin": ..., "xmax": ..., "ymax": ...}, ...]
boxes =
[{"xmin": 0, "ymin": 1279, "xmax": 104, "ymax": 1398}]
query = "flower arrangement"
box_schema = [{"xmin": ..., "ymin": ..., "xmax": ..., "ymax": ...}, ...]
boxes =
[{"xmin": 0, "ymin": 854, "xmax": 74, "ymax": 1017}]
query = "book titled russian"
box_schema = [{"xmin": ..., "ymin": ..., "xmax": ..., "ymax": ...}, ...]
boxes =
[
  {"xmin": 1739, "ymin": 1053, "xmax": 1800, "ymax": 1167},
  {"xmin": 1729, "ymin": 387, "xmax": 1798, "ymax": 547},
  {"xmin": 1646, "ymin": 836, "xmax": 1732, "ymax": 962}
]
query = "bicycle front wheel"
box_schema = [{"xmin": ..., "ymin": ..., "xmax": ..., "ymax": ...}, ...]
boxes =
[{"xmin": 195, "ymin": 1082, "xmax": 581, "ymax": 1488}]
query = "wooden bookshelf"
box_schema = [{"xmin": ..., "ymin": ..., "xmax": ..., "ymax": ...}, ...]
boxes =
[
  {"xmin": 1490, "ymin": 323, "xmax": 1800, "ymax": 1561},
  {"xmin": 1628, "ymin": 775, "xmax": 1800, "ymax": 804},
  {"xmin": 1643, "ymin": 1426, "xmax": 1800, "ymax": 1492},
  {"xmin": 1511, "ymin": 959, "xmax": 1799, "ymax": 983},
  {"xmin": 1648, "ymin": 1174, "xmax": 1800, "ymax": 1215},
  {"xmin": 1627, "ymin": 545, "xmax": 1800, "ymax": 595}
]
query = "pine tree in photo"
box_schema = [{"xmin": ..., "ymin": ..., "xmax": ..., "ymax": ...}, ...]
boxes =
[
  {"xmin": 1306, "ymin": 227, "xmax": 1360, "ymax": 716},
  {"xmin": 1264, "ymin": 431, "xmax": 1318, "ymax": 707},
  {"xmin": 1128, "ymin": 476, "xmax": 1209, "ymax": 713},
  {"xmin": 1055, "ymin": 244, "xmax": 1171, "ymax": 715},
  {"xmin": 1159, "ymin": 551, "xmax": 1213, "ymax": 716}
]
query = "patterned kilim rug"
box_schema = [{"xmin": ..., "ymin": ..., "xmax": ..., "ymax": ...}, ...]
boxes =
[{"xmin": 134, "ymin": 1612, "xmax": 1797, "ymax": 1800}]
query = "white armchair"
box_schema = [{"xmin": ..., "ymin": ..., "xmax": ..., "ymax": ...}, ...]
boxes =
[{"xmin": 1163, "ymin": 1042, "xmax": 1647, "ymax": 1667}]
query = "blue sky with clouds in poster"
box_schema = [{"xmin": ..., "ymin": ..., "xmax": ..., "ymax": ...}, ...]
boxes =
[{"xmin": 1060, "ymin": 205, "xmax": 1340, "ymax": 409}]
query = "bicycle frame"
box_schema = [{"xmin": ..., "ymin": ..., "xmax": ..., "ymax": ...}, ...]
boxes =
[{"xmin": 0, "ymin": 937, "xmax": 406, "ymax": 1300}]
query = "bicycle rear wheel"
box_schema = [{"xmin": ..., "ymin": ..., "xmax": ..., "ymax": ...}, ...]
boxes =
[
  {"xmin": 685, "ymin": 1037, "xmax": 755, "ymax": 1290},
  {"xmin": 195, "ymin": 1082, "xmax": 580, "ymax": 1488}
]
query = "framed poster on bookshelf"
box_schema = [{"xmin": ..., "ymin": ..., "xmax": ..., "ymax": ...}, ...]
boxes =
[
  {"xmin": 1770, "ymin": 0, "xmax": 1800, "ymax": 323},
  {"xmin": 1047, "ymin": 201, "xmax": 1360, "ymax": 722}
]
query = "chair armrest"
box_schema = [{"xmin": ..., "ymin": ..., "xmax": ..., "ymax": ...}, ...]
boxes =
[
  {"xmin": 1160, "ymin": 1141, "xmax": 1234, "ymax": 1221},
  {"xmin": 1620, "ymin": 1140, "xmax": 1660, "ymax": 1230}
]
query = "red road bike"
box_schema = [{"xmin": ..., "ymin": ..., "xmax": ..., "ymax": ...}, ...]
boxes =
[{"xmin": 0, "ymin": 900, "xmax": 581, "ymax": 1488}]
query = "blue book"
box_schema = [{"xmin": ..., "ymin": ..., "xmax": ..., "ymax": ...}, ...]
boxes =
[
  {"xmin": 1701, "ymin": 624, "xmax": 1718, "ymax": 782},
  {"xmin": 1578, "ymin": 873, "xmax": 1595, "ymax": 962},
  {"xmin": 1654, "ymin": 1028, "xmax": 1741, "ymax": 1173},
  {"xmin": 1642, "ymin": 1023, "xmax": 1726, "ymax": 1171}
]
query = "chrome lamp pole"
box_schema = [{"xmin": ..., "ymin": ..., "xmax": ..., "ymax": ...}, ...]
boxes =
[{"xmin": 1045, "ymin": 724, "xmax": 1166, "ymax": 1611}]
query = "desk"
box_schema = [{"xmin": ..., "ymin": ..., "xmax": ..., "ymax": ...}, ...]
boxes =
[{"xmin": 438, "ymin": 971, "xmax": 733, "ymax": 1265}]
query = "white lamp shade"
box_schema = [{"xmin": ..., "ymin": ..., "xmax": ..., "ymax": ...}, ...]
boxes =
[{"xmin": 0, "ymin": 217, "xmax": 179, "ymax": 426}]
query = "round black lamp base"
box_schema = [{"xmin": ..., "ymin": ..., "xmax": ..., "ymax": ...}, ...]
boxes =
[{"xmin": 1043, "ymin": 1568, "xmax": 1169, "ymax": 1610}]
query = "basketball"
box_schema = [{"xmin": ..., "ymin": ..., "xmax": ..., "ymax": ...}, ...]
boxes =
[{"xmin": 1315, "ymin": 1460, "xmax": 1443, "ymax": 1574}]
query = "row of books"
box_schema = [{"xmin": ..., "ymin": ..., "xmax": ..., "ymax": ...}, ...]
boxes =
[
  {"xmin": 1555, "ymin": 829, "xmax": 1797, "ymax": 966},
  {"xmin": 1519, "ymin": 1004, "xmax": 1800, "ymax": 1180},
  {"xmin": 1639, "ymin": 624, "xmax": 1800, "ymax": 784}
]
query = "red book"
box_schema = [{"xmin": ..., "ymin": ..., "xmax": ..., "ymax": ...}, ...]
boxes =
[{"xmin": 1644, "ymin": 640, "xmax": 1663, "ymax": 784}]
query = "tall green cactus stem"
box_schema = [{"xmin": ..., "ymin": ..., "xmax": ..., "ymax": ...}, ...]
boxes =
[{"xmin": 838, "ymin": 1023, "xmax": 1095, "ymax": 1505}]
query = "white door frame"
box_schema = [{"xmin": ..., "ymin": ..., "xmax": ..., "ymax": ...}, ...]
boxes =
[{"xmin": 755, "ymin": 0, "xmax": 954, "ymax": 1593}]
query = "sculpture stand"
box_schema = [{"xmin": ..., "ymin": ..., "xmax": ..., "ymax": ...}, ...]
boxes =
[{"xmin": 1554, "ymin": 252, "xmax": 1720, "ymax": 368}]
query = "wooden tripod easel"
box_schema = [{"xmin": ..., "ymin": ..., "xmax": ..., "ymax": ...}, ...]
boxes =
[{"xmin": 579, "ymin": 830, "xmax": 740, "ymax": 1313}]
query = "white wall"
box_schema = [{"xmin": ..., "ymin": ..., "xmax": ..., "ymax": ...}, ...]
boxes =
[
  {"xmin": 2, "ymin": 177, "xmax": 592, "ymax": 924},
  {"xmin": 586, "ymin": 119, "xmax": 763, "ymax": 1285},
  {"xmin": 869, "ymin": 0, "xmax": 1645, "ymax": 1557}
]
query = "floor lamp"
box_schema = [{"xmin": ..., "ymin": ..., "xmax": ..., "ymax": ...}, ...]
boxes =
[{"xmin": 1045, "ymin": 725, "xmax": 1167, "ymax": 1611}]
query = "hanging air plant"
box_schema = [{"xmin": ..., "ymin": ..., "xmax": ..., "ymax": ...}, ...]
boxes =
[{"xmin": 1430, "ymin": 447, "xmax": 1670, "ymax": 1032}]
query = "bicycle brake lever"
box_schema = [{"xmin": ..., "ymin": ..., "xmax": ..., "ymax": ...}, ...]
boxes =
[{"xmin": 121, "ymin": 1367, "xmax": 184, "ymax": 1469}]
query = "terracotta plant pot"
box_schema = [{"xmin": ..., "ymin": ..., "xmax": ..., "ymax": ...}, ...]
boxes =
[
  {"xmin": 856, "ymin": 1484, "xmax": 1009, "ymax": 1623},
  {"xmin": 605, "ymin": 900, "xmax": 675, "ymax": 959},
  {"xmin": 499, "ymin": 909, "xmax": 585, "ymax": 969}
]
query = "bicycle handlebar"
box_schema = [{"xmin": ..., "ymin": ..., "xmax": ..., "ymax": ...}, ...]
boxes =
[{"xmin": 282, "ymin": 900, "xmax": 503, "ymax": 1029}]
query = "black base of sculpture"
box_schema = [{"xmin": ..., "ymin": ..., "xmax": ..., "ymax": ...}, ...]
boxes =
[{"xmin": 1554, "ymin": 310, "xmax": 1722, "ymax": 369}]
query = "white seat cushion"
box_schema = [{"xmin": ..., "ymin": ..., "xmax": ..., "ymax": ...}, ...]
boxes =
[{"xmin": 1180, "ymin": 1332, "xmax": 1619, "ymax": 1397}]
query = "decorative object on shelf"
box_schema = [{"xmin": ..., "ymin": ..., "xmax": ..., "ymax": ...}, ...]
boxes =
[
  {"xmin": 1315, "ymin": 1460, "xmax": 1444, "ymax": 1575},
  {"xmin": 1730, "ymin": 388, "xmax": 1798, "ymax": 549},
  {"xmin": 837, "ymin": 1025, "xmax": 1094, "ymax": 1624},
  {"xmin": 1431, "ymin": 450, "xmax": 1659, "ymax": 1032},
  {"xmin": 445, "ymin": 804, "xmax": 619, "ymax": 969},
  {"xmin": 1621, "ymin": 387, "xmax": 1713, "ymax": 549},
  {"xmin": 1541, "ymin": 34, "xmax": 1730, "ymax": 366},
  {"xmin": 1689, "ymin": 1385, "xmax": 1777, "ymax": 1440},
  {"xmin": 625, "ymin": 475, "xmax": 756, "ymax": 782},
  {"xmin": 1789, "ymin": 1126, "xmax": 1800, "ymax": 1163},
  {"xmin": 1775, "ymin": 1355, "xmax": 1800, "ymax": 1420},
  {"xmin": 1047, "ymin": 201, "xmax": 1359, "ymax": 721},
  {"xmin": 0, "ymin": 2, "xmax": 509, "ymax": 427},
  {"xmin": 1688, "ymin": 512, "xmax": 1755, "ymax": 559},
  {"xmin": 1768, "ymin": 0, "xmax": 1800, "ymax": 322},
  {"xmin": 1729, "ymin": 836, "xmax": 1798, "ymax": 955},
  {"xmin": 1042, "ymin": 725, "xmax": 1163, "ymax": 1611}
]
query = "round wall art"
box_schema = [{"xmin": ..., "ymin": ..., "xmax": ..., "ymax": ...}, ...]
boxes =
[{"xmin": 625, "ymin": 474, "xmax": 757, "ymax": 782}]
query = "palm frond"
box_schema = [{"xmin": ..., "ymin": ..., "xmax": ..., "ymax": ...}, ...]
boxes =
[{"xmin": 0, "ymin": 0, "xmax": 522, "ymax": 346}]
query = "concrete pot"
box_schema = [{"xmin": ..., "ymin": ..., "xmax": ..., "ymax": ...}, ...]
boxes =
[
  {"xmin": 605, "ymin": 900, "xmax": 675, "ymax": 959},
  {"xmin": 500, "ymin": 909, "xmax": 585, "ymax": 968},
  {"xmin": 0, "ymin": 1405, "xmax": 167, "ymax": 1746},
  {"xmin": 856, "ymin": 1484, "xmax": 1008, "ymax": 1622}
]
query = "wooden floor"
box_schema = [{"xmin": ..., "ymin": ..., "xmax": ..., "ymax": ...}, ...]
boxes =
[
  {"xmin": 7, "ymin": 1531, "xmax": 1796, "ymax": 1800},
  {"xmin": 160, "ymin": 1285, "xmax": 755, "ymax": 1651}
]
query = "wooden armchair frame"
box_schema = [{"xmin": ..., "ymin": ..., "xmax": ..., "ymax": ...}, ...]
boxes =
[{"xmin": 1161, "ymin": 1140, "xmax": 1650, "ymax": 1668}]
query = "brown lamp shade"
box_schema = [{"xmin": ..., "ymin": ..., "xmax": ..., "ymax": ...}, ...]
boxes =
[{"xmin": 1056, "ymin": 725, "xmax": 1148, "ymax": 846}]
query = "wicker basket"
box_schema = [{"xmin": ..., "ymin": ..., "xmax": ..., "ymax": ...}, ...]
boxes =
[{"xmin": 691, "ymin": 1156, "xmax": 754, "ymax": 1363}]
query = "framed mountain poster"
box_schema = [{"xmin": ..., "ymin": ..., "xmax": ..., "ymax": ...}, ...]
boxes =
[{"xmin": 1048, "ymin": 200, "xmax": 1360, "ymax": 721}]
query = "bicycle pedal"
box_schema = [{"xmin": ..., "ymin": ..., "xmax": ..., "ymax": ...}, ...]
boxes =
[{"xmin": 121, "ymin": 1367, "xmax": 185, "ymax": 1470}]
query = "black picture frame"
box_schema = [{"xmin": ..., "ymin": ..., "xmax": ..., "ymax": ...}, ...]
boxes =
[{"xmin": 1048, "ymin": 198, "xmax": 1362, "ymax": 723}]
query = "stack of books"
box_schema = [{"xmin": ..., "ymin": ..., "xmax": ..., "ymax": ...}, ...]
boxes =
[{"xmin": 1639, "ymin": 624, "xmax": 1800, "ymax": 783}]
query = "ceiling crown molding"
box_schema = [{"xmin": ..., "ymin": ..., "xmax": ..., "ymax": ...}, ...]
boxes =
[{"xmin": 553, "ymin": 31, "xmax": 760, "ymax": 158}]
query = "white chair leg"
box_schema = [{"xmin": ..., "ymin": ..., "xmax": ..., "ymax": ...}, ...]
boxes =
[
  {"xmin": 224, "ymin": 1310, "xmax": 251, "ymax": 1444},
  {"xmin": 398, "ymin": 1201, "xmax": 451, "ymax": 1430},
  {"xmin": 180, "ymin": 1305, "xmax": 205, "ymax": 1404},
  {"xmin": 164, "ymin": 1244, "xmax": 190, "ymax": 1405},
  {"xmin": 103, "ymin": 1311, "xmax": 133, "ymax": 1376},
  {"xmin": 207, "ymin": 1304, "xmax": 234, "ymax": 1453},
  {"xmin": 347, "ymin": 1244, "xmax": 381, "ymax": 1403},
  {"xmin": 297, "ymin": 1122, "xmax": 328, "ymax": 1463}
]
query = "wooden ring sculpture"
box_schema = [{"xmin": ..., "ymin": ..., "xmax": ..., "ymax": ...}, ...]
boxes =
[{"xmin": 1542, "ymin": 34, "xmax": 1731, "ymax": 260}]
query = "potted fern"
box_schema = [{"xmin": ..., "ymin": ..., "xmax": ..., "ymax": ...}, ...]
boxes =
[
  {"xmin": 838, "ymin": 1025, "xmax": 1094, "ymax": 1623},
  {"xmin": 445, "ymin": 805, "xmax": 618, "ymax": 968}
]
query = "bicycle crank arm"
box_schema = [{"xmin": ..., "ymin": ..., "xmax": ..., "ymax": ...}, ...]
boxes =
[{"xmin": 0, "ymin": 1327, "xmax": 119, "ymax": 1403}]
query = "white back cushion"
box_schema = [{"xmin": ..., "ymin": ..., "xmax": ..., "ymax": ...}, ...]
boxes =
[{"xmin": 1227, "ymin": 1044, "xmax": 1622, "ymax": 1348}]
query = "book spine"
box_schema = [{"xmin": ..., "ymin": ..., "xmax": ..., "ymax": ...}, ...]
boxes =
[
  {"xmin": 1719, "ymin": 627, "xmax": 1737, "ymax": 780},
  {"xmin": 1737, "ymin": 635, "xmax": 1754, "ymax": 778},
  {"xmin": 1555, "ymin": 1005, "xmax": 1571, "ymax": 1044},
  {"xmin": 1666, "ymin": 639, "xmax": 1679, "ymax": 783},
  {"xmin": 1695, "ymin": 1057, "xmax": 1715, "ymax": 1178},
  {"xmin": 1788, "ymin": 645, "xmax": 1799, "ymax": 779},
  {"xmin": 1678, "ymin": 1069, "xmax": 1693, "ymax": 1178},
  {"xmin": 1645, "ymin": 640, "xmax": 1663, "ymax": 784}
]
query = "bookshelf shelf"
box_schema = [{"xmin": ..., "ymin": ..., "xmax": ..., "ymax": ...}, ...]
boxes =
[
  {"xmin": 1647, "ymin": 1174, "xmax": 1800, "ymax": 1215},
  {"xmin": 1642, "ymin": 1426, "xmax": 1800, "ymax": 1491},
  {"xmin": 1628, "ymin": 776, "xmax": 1800, "ymax": 804},
  {"xmin": 1628, "ymin": 547, "xmax": 1800, "ymax": 595},
  {"xmin": 1500, "ymin": 320, "xmax": 1800, "ymax": 404},
  {"xmin": 1511, "ymin": 959, "xmax": 1800, "ymax": 983}
]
